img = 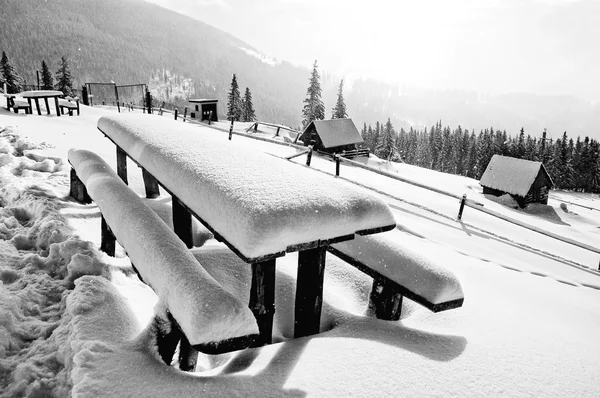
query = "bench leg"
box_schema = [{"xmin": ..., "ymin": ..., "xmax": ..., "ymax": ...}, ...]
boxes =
[
  {"xmin": 100, "ymin": 215, "xmax": 116, "ymax": 256},
  {"xmin": 69, "ymin": 168, "xmax": 92, "ymax": 204},
  {"xmin": 142, "ymin": 168, "xmax": 160, "ymax": 198},
  {"xmin": 249, "ymin": 259, "xmax": 276, "ymax": 347},
  {"xmin": 154, "ymin": 311, "xmax": 183, "ymax": 367},
  {"xmin": 172, "ymin": 196, "xmax": 193, "ymax": 248},
  {"xmin": 294, "ymin": 246, "xmax": 326, "ymax": 338},
  {"xmin": 54, "ymin": 97, "xmax": 61, "ymax": 117},
  {"xmin": 178, "ymin": 334, "xmax": 199, "ymax": 372},
  {"xmin": 368, "ymin": 278, "xmax": 403, "ymax": 321},
  {"xmin": 116, "ymin": 147, "xmax": 128, "ymax": 184},
  {"xmin": 34, "ymin": 98, "xmax": 41, "ymax": 115},
  {"xmin": 44, "ymin": 97, "xmax": 50, "ymax": 115}
]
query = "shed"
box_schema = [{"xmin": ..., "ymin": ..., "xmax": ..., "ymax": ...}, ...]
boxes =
[
  {"xmin": 479, "ymin": 155, "xmax": 553, "ymax": 208},
  {"xmin": 188, "ymin": 99, "xmax": 218, "ymax": 122},
  {"xmin": 299, "ymin": 119, "xmax": 363, "ymax": 153}
]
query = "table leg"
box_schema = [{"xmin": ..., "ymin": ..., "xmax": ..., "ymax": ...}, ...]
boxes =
[
  {"xmin": 249, "ymin": 259, "xmax": 276, "ymax": 347},
  {"xmin": 54, "ymin": 96, "xmax": 61, "ymax": 117},
  {"xmin": 172, "ymin": 195, "xmax": 193, "ymax": 249},
  {"xmin": 44, "ymin": 97, "xmax": 50, "ymax": 115},
  {"xmin": 116, "ymin": 147, "xmax": 128, "ymax": 184},
  {"xmin": 294, "ymin": 246, "xmax": 326, "ymax": 338},
  {"xmin": 34, "ymin": 98, "xmax": 41, "ymax": 115}
]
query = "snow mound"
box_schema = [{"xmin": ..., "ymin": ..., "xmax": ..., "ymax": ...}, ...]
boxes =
[
  {"xmin": 68, "ymin": 148, "xmax": 259, "ymax": 345},
  {"xmin": 98, "ymin": 114, "xmax": 395, "ymax": 260},
  {"xmin": 331, "ymin": 229, "xmax": 464, "ymax": 305}
]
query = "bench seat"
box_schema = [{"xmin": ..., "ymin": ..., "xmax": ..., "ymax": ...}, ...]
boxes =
[
  {"xmin": 68, "ymin": 148, "xmax": 259, "ymax": 354},
  {"xmin": 58, "ymin": 97, "xmax": 80, "ymax": 115},
  {"xmin": 329, "ymin": 229, "xmax": 464, "ymax": 318},
  {"xmin": 11, "ymin": 99, "xmax": 32, "ymax": 114}
]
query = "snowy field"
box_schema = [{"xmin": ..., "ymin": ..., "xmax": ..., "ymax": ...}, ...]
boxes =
[{"xmin": 1, "ymin": 103, "xmax": 599, "ymax": 397}]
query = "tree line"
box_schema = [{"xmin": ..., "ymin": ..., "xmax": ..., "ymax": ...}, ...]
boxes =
[
  {"xmin": 360, "ymin": 120, "xmax": 600, "ymax": 193},
  {"xmin": 0, "ymin": 51, "xmax": 75, "ymax": 96}
]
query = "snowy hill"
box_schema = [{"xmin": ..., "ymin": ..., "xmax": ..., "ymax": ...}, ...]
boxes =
[{"xmin": 1, "ymin": 104, "xmax": 599, "ymax": 397}]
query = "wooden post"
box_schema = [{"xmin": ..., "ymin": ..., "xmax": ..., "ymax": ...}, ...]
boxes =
[
  {"xmin": 69, "ymin": 168, "xmax": 92, "ymax": 204},
  {"xmin": 116, "ymin": 147, "xmax": 128, "ymax": 184},
  {"xmin": 276, "ymin": 127, "xmax": 280, "ymax": 137},
  {"xmin": 208, "ymin": 110, "xmax": 213, "ymax": 125},
  {"xmin": 43, "ymin": 97, "xmax": 50, "ymax": 115},
  {"xmin": 54, "ymin": 97, "xmax": 61, "ymax": 116},
  {"xmin": 174, "ymin": 108, "xmax": 178, "ymax": 120},
  {"xmin": 254, "ymin": 123, "xmax": 258, "ymax": 132},
  {"xmin": 154, "ymin": 311, "xmax": 183, "ymax": 367},
  {"xmin": 100, "ymin": 215, "xmax": 116, "ymax": 256},
  {"xmin": 178, "ymin": 334, "xmax": 199, "ymax": 372},
  {"xmin": 306, "ymin": 146, "xmax": 313, "ymax": 166},
  {"xmin": 117, "ymin": 101, "xmax": 121, "ymax": 113},
  {"xmin": 249, "ymin": 259, "xmax": 276, "ymax": 347},
  {"xmin": 294, "ymin": 247, "xmax": 326, "ymax": 338},
  {"xmin": 458, "ymin": 194, "xmax": 467, "ymax": 220},
  {"xmin": 172, "ymin": 196, "xmax": 193, "ymax": 248},
  {"xmin": 183, "ymin": 106, "xmax": 188, "ymax": 122},
  {"xmin": 114, "ymin": 84, "xmax": 120, "ymax": 109},
  {"xmin": 142, "ymin": 169, "xmax": 160, "ymax": 198},
  {"xmin": 335, "ymin": 155, "xmax": 341, "ymax": 176},
  {"xmin": 34, "ymin": 98, "xmax": 41, "ymax": 115},
  {"xmin": 368, "ymin": 278, "xmax": 403, "ymax": 321}
]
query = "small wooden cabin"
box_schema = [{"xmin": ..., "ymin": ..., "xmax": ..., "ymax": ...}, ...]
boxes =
[
  {"xmin": 299, "ymin": 119, "xmax": 363, "ymax": 153},
  {"xmin": 479, "ymin": 155, "xmax": 553, "ymax": 208},
  {"xmin": 188, "ymin": 99, "xmax": 218, "ymax": 122}
]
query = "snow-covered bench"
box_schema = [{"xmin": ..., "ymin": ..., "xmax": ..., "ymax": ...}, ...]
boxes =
[
  {"xmin": 96, "ymin": 113, "xmax": 396, "ymax": 345},
  {"xmin": 329, "ymin": 230, "xmax": 464, "ymax": 320},
  {"xmin": 68, "ymin": 149, "xmax": 259, "ymax": 369},
  {"xmin": 3, "ymin": 94, "xmax": 31, "ymax": 114},
  {"xmin": 58, "ymin": 96, "xmax": 80, "ymax": 116}
]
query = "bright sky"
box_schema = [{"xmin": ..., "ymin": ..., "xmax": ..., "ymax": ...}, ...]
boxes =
[{"xmin": 145, "ymin": 0, "xmax": 599, "ymax": 101}]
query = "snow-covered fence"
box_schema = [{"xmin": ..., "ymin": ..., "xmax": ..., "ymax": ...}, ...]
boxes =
[
  {"xmin": 68, "ymin": 149, "xmax": 260, "ymax": 370},
  {"xmin": 329, "ymin": 229, "xmax": 464, "ymax": 319},
  {"xmin": 96, "ymin": 113, "xmax": 396, "ymax": 344}
]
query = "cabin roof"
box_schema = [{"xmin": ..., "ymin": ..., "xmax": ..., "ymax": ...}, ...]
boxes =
[
  {"xmin": 479, "ymin": 154, "xmax": 553, "ymax": 197},
  {"xmin": 302, "ymin": 118, "xmax": 363, "ymax": 148}
]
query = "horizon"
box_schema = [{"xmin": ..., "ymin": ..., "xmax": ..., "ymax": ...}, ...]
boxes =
[{"xmin": 144, "ymin": 0, "xmax": 600, "ymax": 103}]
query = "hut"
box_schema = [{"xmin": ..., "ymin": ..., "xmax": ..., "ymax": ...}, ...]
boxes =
[
  {"xmin": 188, "ymin": 99, "xmax": 218, "ymax": 122},
  {"xmin": 299, "ymin": 119, "xmax": 363, "ymax": 154},
  {"xmin": 479, "ymin": 154, "xmax": 553, "ymax": 208}
]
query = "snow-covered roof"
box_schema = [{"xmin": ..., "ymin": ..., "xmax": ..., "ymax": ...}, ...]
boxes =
[
  {"xmin": 67, "ymin": 148, "xmax": 259, "ymax": 346},
  {"xmin": 301, "ymin": 118, "xmax": 363, "ymax": 148},
  {"xmin": 479, "ymin": 154, "xmax": 552, "ymax": 197},
  {"xmin": 97, "ymin": 114, "xmax": 395, "ymax": 260}
]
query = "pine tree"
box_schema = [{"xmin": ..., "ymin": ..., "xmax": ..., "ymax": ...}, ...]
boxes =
[
  {"xmin": 226, "ymin": 74, "xmax": 242, "ymax": 121},
  {"xmin": 241, "ymin": 87, "xmax": 256, "ymax": 122},
  {"xmin": 40, "ymin": 60, "xmax": 54, "ymax": 90},
  {"xmin": 55, "ymin": 56, "xmax": 74, "ymax": 96},
  {"xmin": 0, "ymin": 51, "xmax": 23, "ymax": 94},
  {"xmin": 301, "ymin": 60, "xmax": 325, "ymax": 128},
  {"xmin": 377, "ymin": 118, "xmax": 398, "ymax": 160},
  {"xmin": 331, "ymin": 79, "xmax": 348, "ymax": 119}
]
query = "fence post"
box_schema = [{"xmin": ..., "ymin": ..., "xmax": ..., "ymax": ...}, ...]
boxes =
[
  {"xmin": 458, "ymin": 194, "xmax": 467, "ymax": 220},
  {"xmin": 117, "ymin": 101, "xmax": 121, "ymax": 113},
  {"xmin": 174, "ymin": 108, "xmax": 178, "ymax": 120},
  {"xmin": 306, "ymin": 146, "xmax": 313, "ymax": 166},
  {"xmin": 183, "ymin": 106, "xmax": 188, "ymax": 122},
  {"xmin": 335, "ymin": 155, "xmax": 341, "ymax": 176},
  {"xmin": 229, "ymin": 118, "xmax": 234, "ymax": 140}
]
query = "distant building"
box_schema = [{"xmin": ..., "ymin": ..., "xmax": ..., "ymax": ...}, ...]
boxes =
[
  {"xmin": 299, "ymin": 118, "xmax": 363, "ymax": 154},
  {"xmin": 188, "ymin": 99, "xmax": 218, "ymax": 122},
  {"xmin": 479, "ymin": 154, "xmax": 553, "ymax": 208}
]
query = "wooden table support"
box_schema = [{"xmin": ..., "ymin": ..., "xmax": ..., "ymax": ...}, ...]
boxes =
[
  {"xmin": 294, "ymin": 246, "xmax": 327, "ymax": 338},
  {"xmin": 368, "ymin": 277, "xmax": 403, "ymax": 321},
  {"xmin": 69, "ymin": 169, "xmax": 92, "ymax": 204},
  {"xmin": 172, "ymin": 196, "xmax": 194, "ymax": 248},
  {"xmin": 116, "ymin": 147, "xmax": 128, "ymax": 184},
  {"xmin": 100, "ymin": 215, "xmax": 116, "ymax": 256},
  {"xmin": 249, "ymin": 259, "xmax": 276, "ymax": 346},
  {"xmin": 142, "ymin": 168, "xmax": 160, "ymax": 198}
]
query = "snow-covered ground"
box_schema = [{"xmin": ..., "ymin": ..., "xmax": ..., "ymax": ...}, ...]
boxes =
[{"xmin": 1, "ymin": 103, "xmax": 599, "ymax": 397}]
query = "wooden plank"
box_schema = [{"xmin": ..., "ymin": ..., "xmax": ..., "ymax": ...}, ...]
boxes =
[
  {"xmin": 100, "ymin": 215, "xmax": 116, "ymax": 256},
  {"xmin": 116, "ymin": 147, "xmax": 128, "ymax": 184},
  {"xmin": 172, "ymin": 195, "xmax": 193, "ymax": 248},
  {"xmin": 142, "ymin": 168, "xmax": 160, "ymax": 198},
  {"xmin": 294, "ymin": 246, "xmax": 326, "ymax": 338},
  {"xmin": 368, "ymin": 277, "xmax": 403, "ymax": 320},
  {"xmin": 69, "ymin": 168, "xmax": 92, "ymax": 204},
  {"xmin": 249, "ymin": 259, "xmax": 276, "ymax": 346}
]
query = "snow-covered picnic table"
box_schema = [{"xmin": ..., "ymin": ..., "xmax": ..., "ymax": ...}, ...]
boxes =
[
  {"xmin": 20, "ymin": 90, "xmax": 64, "ymax": 116},
  {"xmin": 97, "ymin": 113, "xmax": 396, "ymax": 344}
]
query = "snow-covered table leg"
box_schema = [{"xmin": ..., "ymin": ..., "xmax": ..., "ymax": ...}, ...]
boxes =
[
  {"xmin": 249, "ymin": 260, "xmax": 276, "ymax": 346},
  {"xmin": 294, "ymin": 247, "xmax": 327, "ymax": 338}
]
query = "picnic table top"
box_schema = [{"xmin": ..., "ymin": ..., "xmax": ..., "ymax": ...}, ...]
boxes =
[
  {"xmin": 20, "ymin": 90, "xmax": 64, "ymax": 98},
  {"xmin": 98, "ymin": 114, "xmax": 395, "ymax": 261}
]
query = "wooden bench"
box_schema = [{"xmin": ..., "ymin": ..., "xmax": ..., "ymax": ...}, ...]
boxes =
[
  {"xmin": 328, "ymin": 229, "xmax": 464, "ymax": 320},
  {"xmin": 96, "ymin": 113, "xmax": 396, "ymax": 346},
  {"xmin": 58, "ymin": 97, "xmax": 80, "ymax": 116},
  {"xmin": 11, "ymin": 99, "xmax": 33, "ymax": 114},
  {"xmin": 68, "ymin": 148, "xmax": 259, "ymax": 370}
]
